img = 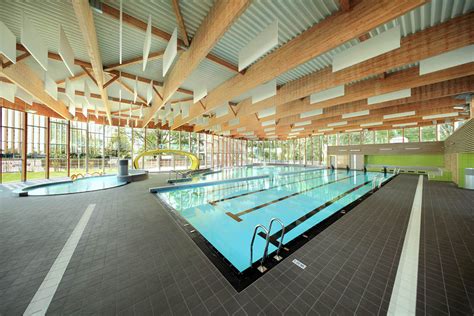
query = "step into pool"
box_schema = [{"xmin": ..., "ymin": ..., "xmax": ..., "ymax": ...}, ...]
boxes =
[{"xmin": 155, "ymin": 167, "xmax": 394, "ymax": 289}]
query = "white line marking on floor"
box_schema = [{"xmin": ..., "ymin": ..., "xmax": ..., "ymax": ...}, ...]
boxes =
[
  {"xmin": 388, "ymin": 175, "xmax": 423, "ymax": 315},
  {"xmin": 23, "ymin": 204, "xmax": 96, "ymax": 316}
]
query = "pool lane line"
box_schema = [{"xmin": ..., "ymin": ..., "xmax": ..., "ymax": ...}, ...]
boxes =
[
  {"xmin": 260, "ymin": 180, "xmax": 373, "ymax": 246},
  {"xmin": 205, "ymin": 168, "xmax": 326, "ymax": 197},
  {"xmin": 209, "ymin": 170, "xmax": 332, "ymax": 205},
  {"xmin": 387, "ymin": 175, "xmax": 423, "ymax": 315},
  {"xmin": 226, "ymin": 174, "xmax": 363, "ymax": 222},
  {"xmin": 23, "ymin": 204, "xmax": 96, "ymax": 316}
]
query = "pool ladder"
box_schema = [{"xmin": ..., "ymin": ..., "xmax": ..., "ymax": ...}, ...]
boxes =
[{"xmin": 250, "ymin": 218, "xmax": 286, "ymax": 273}]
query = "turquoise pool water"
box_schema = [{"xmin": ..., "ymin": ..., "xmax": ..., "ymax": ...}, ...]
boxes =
[
  {"xmin": 198, "ymin": 165, "xmax": 310, "ymax": 182},
  {"xmin": 158, "ymin": 168, "xmax": 393, "ymax": 272},
  {"xmin": 23, "ymin": 175, "xmax": 127, "ymax": 196}
]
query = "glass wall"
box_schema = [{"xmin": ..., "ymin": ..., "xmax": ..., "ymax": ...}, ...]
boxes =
[
  {"xmin": 0, "ymin": 107, "xmax": 459, "ymax": 183},
  {"xmin": 26, "ymin": 114, "xmax": 47, "ymax": 180},
  {"xmin": 70, "ymin": 121, "xmax": 87, "ymax": 175},
  {"xmin": 88, "ymin": 122, "xmax": 103, "ymax": 173},
  {"xmin": 1, "ymin": 108, "xmax": 24, "ymax": 182},
  {"xmin": 104, "ymin": 125, "xmax": 119, "ymax": 173},
  {"xmin": 49, "ymin": 118, "xmax": 68, "ymax": 178}
]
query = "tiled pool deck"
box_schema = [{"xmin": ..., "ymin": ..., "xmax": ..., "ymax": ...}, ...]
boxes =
[{"xmin": 0, "ymin": 174, "xmax": 472, "ymax": 315}]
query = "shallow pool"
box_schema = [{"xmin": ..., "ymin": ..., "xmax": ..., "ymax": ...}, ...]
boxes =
[{"xmin": 22, "ymin": 175, "xmax": 127, "ymax": 196}]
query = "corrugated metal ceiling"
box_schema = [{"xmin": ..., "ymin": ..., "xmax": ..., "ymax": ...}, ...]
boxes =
[
  {"xmin": 93, "ymin": 10, "xmax": 168, "ymax": 66},
  {"xmin": 0, "ymin": 0, "xmax": 89, "ymax": 61},
  {"xmin": 1, "ymin": 0, "xmax": 473, "ymax": 124},
  {"xmin": 275, "ymin": 0, "xmax": 474, "ymax": 86},
  {"xmin": 210, "ymin": 0, "xmax": 340, "ymax": 67}
]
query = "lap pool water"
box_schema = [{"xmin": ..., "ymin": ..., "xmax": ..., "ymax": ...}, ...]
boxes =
[{"xmin": 156, "ymin": 167, "xmax": 394, "ymax": 275}]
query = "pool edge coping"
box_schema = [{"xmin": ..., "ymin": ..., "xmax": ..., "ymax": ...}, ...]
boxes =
[{"xmin": 150, "ymin": 170, "xmax": 397, "ymax": 292}]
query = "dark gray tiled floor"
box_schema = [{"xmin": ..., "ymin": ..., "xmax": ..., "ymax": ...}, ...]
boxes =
[
  {"xmin": 0, "ymin": 174, "xmax": 473, "ymax": 315},
  {"xmin": 417, "ymin": 178, "xmax": 474, "ymax": 315}
]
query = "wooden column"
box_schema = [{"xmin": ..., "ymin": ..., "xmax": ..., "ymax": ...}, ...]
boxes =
[
  {"xmin": 21, "ymin": 112, "xmax": 27, "ymax": 182},
  {"xmin": 67, "ymin": 120, "xmax": 71, "ymax": 177},
  {"xmin": 102, "ymin": 124, "xmax": 105, "ymax": 172},
  {"xmin": 45, "ymin": 117, "xmax": 50, "ymax": 179}
]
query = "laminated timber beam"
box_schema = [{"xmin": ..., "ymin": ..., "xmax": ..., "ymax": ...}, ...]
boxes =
[
  {"xmin": 72, "ymin": 0, "xmax": 112, "ymax": 124},
  {"xmin": 196, "ymin": 11, "xmax": 474, "ymax": 132},
  {"xmin": 263, "ymin": 100, "xmax": 466, "ymax": 136},
  {"xmin": 235, "ymin": 100, "xmax": 465, "ymax": 138},
  {"xmin": 140, "ymin": 0, "xmax": 250, "ymax": 127},
  {"xmin": 218, "ymin": 63, "xmax": 474, "ymax": 135},
  {"xmin": 101, "ymin": 3, "xmax": 238, "ymax": 73},
  {"xmin": 0, "ymin": 62, "xmax": 73, "ymax": 120},
  {"xmin": 248, "ymin": 108, "xmax": 463, "ymax": 139},
  {"xmin": 173, "ymin": 0, "xmax": 428, "ymax": 129},
  {"xmin": 172, "ymin": 0, "xmax": 190, "ymax": 47},
  {"xmin": 273, "ymin": 78, "xmax": 474, "ymax": 129}
]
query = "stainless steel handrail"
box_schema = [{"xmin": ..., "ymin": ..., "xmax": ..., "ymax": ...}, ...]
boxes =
[
  {"xmin": 250, "ymin": 224, "xmax": 269, "ymax": 272},
  {"xmin": 265, "ymin": 218, "xmax": 286, "ymax": 261}
]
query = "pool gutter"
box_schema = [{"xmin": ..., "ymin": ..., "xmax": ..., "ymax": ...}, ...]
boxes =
[{"xmin": 150, "ymin": 174, "xmax": 270, "ymax": 193}]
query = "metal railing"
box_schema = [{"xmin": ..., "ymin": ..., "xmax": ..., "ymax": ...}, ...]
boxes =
[{"xmin": 250, "ymin": 217, "xmax": 286, "ymax": 273}]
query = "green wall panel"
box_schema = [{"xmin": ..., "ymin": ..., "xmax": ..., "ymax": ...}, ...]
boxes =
[
  {"xmin": 458, "ymin": 152, "xmax": 474, "ymax": 188},
  {"xmin": 365, "ymin": 154, "xmax": 444, "ymax": 167}
]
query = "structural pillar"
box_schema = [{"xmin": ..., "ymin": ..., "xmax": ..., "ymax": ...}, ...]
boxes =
[
  {"xmin": 45, "ymin": 117, "xmax": 50, "ymax": 179},
  {"xmin": 21, "ymin": 112, "xmax": 27, "ymax": 182}
]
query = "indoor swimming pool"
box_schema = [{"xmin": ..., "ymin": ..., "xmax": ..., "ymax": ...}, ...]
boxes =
[
  {"xmin": 157, "ymin": 167, "xmax": 394, "ymax": 274},
  {"xmin": 16, "ymin": 175, "xmax": 128, "ymax": 196},
  {"xmin": 194, "ymin": 164, "xmax": 312, "ymax": 182}
]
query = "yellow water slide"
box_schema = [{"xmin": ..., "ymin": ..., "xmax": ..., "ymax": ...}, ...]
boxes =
[{"xmin": 133, "ymin": 149, "xmax": 200, "ymax": 170}]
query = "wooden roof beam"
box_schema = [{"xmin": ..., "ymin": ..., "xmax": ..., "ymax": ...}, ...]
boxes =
[
  {"xmin": 140, "ymin": 0, "xmax": 250, "ymax": 127},
  {"xmin": 172, "ymin": 0, "xmax": 190, "ymax": 47},
  {"xmin": 73, "ymin": 0, "xmax": 112, "ymax": 124},
  {"xmin": 226, "ymin": 66, "xmax": 474, "ymax": 135},
  {"xmin": 0, "ymin": 61, "xmax": 73, "ymax": 120},
  {"xmin": 101, "ymin": 2, "xmax": 239, "ymax": 73},
  {"xmin": 197, "ymin": 12, "xmax": 474, "ymax": 132},
  {"xmin": 268, "ymin": 99, "xmax": 465, "ymax": 135},
  {"xmin": 173, "ymin": 0, "xmax": 427, "ymax": 129},
  {"xmin": 339, "ymin": 0, "xmax": 352, "ymax": 12}
]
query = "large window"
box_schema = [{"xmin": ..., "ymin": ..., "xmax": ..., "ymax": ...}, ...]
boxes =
[
  {"xmin": 1, "ymin": 108, "xmax": 24, "ymax": 183},
  {"xmin": 404, "ymin": 127, "xmax": 420, "ymax": 142},
  {"xmin": 438, "ymin": 123, "xmax": 454, "ymax": 141},
  {"xmin": 349, "ymin": 132, "xmax": 361, "ymax": 145},
  {"xmin": 389, "ymin": 129, "xmax": 403, "ymax": 143},
  {"xmin": 50, "ymin": 118, "xmax": 68, "ymax": 177},
  {"xmin": 362, "ymin": 130, "xmax": 374, "ymax": 144},
  {"xmin": 420, "ymin": 125, "xmax": 436, "ymax": 142},
  {"xmin": 375, "ymin": 130, "xmax": 388, "ymax": 144},
  {"xmin": 104, "ymin": 125, "xmax": 119, "ymax": 174},
  {"xmin": 338, "ymin": 133, "xmax": 349, "ymax": 146},
  {"xmin": 26, "ymin": 114, "xmax": 47, "ymax": 180},
  {"xmin": 70, "ymin": 121, "xmax": 87, "ymax": 175},
  {"xmin": 88, "ymin": 122, "xmax": 103, "ymax": 173}
]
